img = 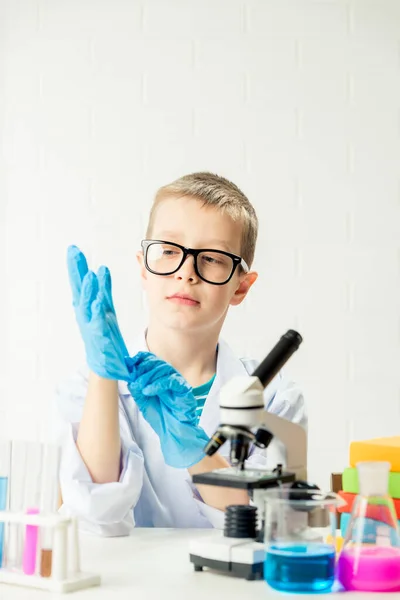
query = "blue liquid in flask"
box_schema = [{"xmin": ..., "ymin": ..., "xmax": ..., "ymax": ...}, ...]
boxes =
[
  {"xmin": 0, "ymin": 477, "xmax": 8, "ymax": 567},
  {"xmin": 265, "ymin": 543, "xmax": 336, "ymax": 593}
]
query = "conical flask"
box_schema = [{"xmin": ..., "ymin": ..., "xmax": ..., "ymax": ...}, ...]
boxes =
[{"xmin": 338, "ymin": 461, "xmax": 400, "ymax": 592}]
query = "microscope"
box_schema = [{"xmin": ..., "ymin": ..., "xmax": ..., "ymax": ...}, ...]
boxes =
[{"xmin": 189, "ymin": 330, "xmax": 310, "ymax": 580}]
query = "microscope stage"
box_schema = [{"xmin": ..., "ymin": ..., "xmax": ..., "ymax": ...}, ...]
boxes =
[{"xmin": 192, "ymin": 467, "xmax": 295, "ymax": 490}]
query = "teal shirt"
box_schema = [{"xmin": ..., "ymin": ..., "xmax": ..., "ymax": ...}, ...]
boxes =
[{"xmin": 192, "ymin": 374, "xmax": 216, "ymax": 425}]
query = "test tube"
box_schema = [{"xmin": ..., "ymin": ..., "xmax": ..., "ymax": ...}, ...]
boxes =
[
  {"xmin": 20, "ymin": 441, "xmax": 43, "ymax": 575},
  {"xmin": 39, "ymin": 444, "xmax": 60, "ymax": 578},
  {"xmin": 6, "ymin": 440, "xmax": 28, "ymax": 570},
  {"xmin": 22, "ymin": 507, "xmax": 40, "ymax": 575},
  {"xmin": 0, "ymin": 440, "xmax": 10, "ymax": 568}
]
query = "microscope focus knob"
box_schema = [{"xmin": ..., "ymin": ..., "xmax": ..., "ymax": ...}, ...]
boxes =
[{"xmin": 254, "ymin": 428, "xmax": 273, "ymax": 449}]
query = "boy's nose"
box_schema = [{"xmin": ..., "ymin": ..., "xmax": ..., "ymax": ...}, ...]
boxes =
[{"xmin": 174, "ymin": 255, "xmax": 198, "ymax": 283}]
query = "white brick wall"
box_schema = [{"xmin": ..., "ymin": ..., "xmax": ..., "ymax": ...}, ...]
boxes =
[
  {"xmin": 2, "ymin": 0, "xmax": 400, "ymax": 489},
  {"xmin": 0, "ymin": 0, "xmax": 7, "ymax": 441}
]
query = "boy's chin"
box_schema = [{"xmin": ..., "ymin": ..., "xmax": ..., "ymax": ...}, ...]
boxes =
[{"xmin": 161, "ymin": 313, "xmax": 208, "ymax": 333}]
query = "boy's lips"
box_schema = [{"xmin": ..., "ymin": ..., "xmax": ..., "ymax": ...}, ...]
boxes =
[{"xmin": 167, "ymin": 293, "xmax": 200, "ymax": 306}]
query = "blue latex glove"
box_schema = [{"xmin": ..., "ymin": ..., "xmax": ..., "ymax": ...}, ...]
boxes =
[
  {"xmin": 67, "ymin": 245, "xmax": 130, "ymax": 380},
  {"xmin": 126, "ymin": 352, "xmax": 210, "ymax": 468}
]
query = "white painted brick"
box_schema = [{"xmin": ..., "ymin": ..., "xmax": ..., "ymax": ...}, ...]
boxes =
[
  {"xmin": 262, "ymin": 204, "xmax": 349, "ymax": 245},
  {"xmin": 249, "ymin": 71, "xmax": 350, "ymax": 110},
  {"xmin": 135, "ymin": 37, "xmax": 193, "ymax": 71},
  {"xmin": 142, "ymin": 137, "xmax": 246, "ymax": 180},
  {"xmin": 346, "ymin": 382, "xmax": 400, "ymax": 418},
  {"xmin": 344, "ymin": 311, "xmax": 400, "ymax": 351},
  {"xmin": 297, "ymin": 110, "xmax": 352, "ymax": 180},
  {"xmin": 350, "ymin": 142, "xmax": 400, "ymax": 182},
  {"xmin": 143, "ymin": 70, "xmax": 245, "ymax": 107},
  {"xmin": 118, "ymin": 108, "xmax": 194, "ymax": 144},
  {"xmin": 308, "ymin": 410, "xmax": 348, "ymax": 455},
  {"xmin": 347, "ymin": 105, "xmax": 400, "ymax": 147},
  {"xmin": 350, "ymin": 412, "xmax": 400, "ymax": 443},
  {"xmin": 195, "ymin": 35, "xmax": 297, "ymax": 73},
  {"xmin": 194, "ymin": 108, "xmax": 297, "ymax": 162},
  {"xmin": 92, "ymin": 36, "xmax": 194, "ymax": 73},
  {"xmin": 253, "ymin": 244, "xmax": 298, "ymax": 276},
  {"xmin": 349, "ymin": 69, "xmax": 400, "ymax": 112},
  {"xmin": 298, "ymin": 35, "xmax": 350, "ymax": 73},
  {"xmin": 351, "ymin": 204, "xmax": 400, "ymax": 245},
  {"xmin": 246, "ymin": 0, "xmax": 349, "ymax": 38},
  {"xmin": 298, "ymin": 246, "xmax": 400, "ymax": 285},
  {"xmin": 349, "ymin": 175, "xmax": 400, "ymax": 211},
  {"xmin": 350, "ymin": 348, "xmax": 400, "ymax": 384},
  {"xmin": 308, "ymin": 448, "xmax": 349, "ymax": 490},
  {"xmin": 37, "ymin": 38, "xmax": 93, "ymax": 104},
  {"xmin": 352, "ymin": 277, "xmax": 400, "ymax": 312},
  {"xmin": 38, "ymin": 0, "xmax": 143, "ymax": 38},
  {"xmin": 348, "ymin": 0, "xmax": 400, "ymax": 39},
  {"xmin": 143, "ymin": 0, "xmax": 245, "ymax": 36}
]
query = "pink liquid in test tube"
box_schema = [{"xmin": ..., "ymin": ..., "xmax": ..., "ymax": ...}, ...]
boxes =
[{"xmin": 22, "ymin": 507, "xmax": 39, "ymax": 575}]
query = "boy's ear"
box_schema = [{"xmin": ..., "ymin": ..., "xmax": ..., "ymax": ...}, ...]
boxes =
[
  {"xmin": 230, "ymin": 271, "xmax": 258, "ymax": 306},
  {"xmin": 136, "ymin": 250, "xmax": 148, "ymax": 284}
]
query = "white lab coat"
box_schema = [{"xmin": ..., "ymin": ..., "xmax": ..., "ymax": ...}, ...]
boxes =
[{"xmin": 56, "ymin": 331, "xmax": 306, "ymax": 536}]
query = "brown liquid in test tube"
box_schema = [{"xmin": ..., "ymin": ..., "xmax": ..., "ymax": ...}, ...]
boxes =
[
  {"xmin": 40, "ymin": 548, "xmax": 52, "ymax": 578},
  {"xmin": 39, "ymin": 445, "xmax": 61, "ymax": 579}
]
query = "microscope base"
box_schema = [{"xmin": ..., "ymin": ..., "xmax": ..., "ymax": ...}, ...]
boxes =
[{"xmin": 189, "ymin": 536, "xmax": 265, "ymax": 580}]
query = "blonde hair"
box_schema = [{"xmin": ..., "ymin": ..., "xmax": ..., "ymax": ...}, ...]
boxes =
[{"xmin": 146, "ymin": 172, "xmax": 258, "ymax": 267}]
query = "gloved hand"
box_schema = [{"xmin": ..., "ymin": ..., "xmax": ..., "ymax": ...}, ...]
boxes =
[
  {"xmin": 126, "ymin": 352, "xmax": 210, "ymax": 468},
  {"xmin": 67, "ymin": 245, "xmax": 130, "ymax": 380}
]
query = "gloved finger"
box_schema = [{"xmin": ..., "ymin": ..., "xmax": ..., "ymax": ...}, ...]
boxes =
[
  {"xmin": 127, "ymin": 382, "xmax": 148, "ymax": 410},
  {"xmin": 143, "ymin": 374, "xmax": 191, "ymax": 399},
  {"xmin": 136, "ymin": 362, "xmax": 176, "ymax": 389},
  {"xmin": 165, "ymin": 373, "xmax": 192, "ymax": 395},
  {"xmin": 127, "ymin": 352, "xmax": 164, "ymax": 377},
  {"xmin": 67, "ymin": 245, "xmax": 89, "ymax": 307},
  {"xmin": 97, "ymin": 266, "xmax": 130, "ymax": 358},
  {"xmin": 97, "ymin": 265, "xmax": 115, "ymax": 314},
  {"xmin": 79, "ymin": 271, "xmax": 99, "ymax": 323},
  {"xmin": 91, "ymin": 291, "xmax": 106, "ymax": 323}
]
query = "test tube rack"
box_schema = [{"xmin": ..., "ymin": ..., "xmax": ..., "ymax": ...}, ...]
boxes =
[{"xmin": 0, "ymin": 511, "xmax": 101, "ymax": 593}]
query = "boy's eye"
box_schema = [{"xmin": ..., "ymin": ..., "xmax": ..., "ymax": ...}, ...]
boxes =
[
  {"xmin": 201, "ymin": 254, "xmax": 225, "ymax": 266},
  {"xmin": 203, "ymin": 255, "xmax": 218, "ymax": 264},
  {"xmin": 158, "ymin": 244, "xmax": 182, "ymax": 258}
]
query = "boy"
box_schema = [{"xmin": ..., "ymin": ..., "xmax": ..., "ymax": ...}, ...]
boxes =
[{"xmin": 57, "ymin": 172, "xmax": 306, "ymax": 535}]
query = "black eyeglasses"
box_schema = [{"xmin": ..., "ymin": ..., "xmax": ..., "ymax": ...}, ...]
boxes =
[{"xmin": 141, "ymin": 240, "xmax": 249, "ymax": 286}]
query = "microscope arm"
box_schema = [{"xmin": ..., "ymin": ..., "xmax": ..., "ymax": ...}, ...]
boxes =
[{"xmin": 256, "ymin": 408, "xmax": 307, "ymax": 481}]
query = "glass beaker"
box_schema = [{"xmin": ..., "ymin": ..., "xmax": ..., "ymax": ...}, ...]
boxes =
[
  {"xmin": 337, "ymin": 461, "xmax": 400, "ymax": 592},
  {"xmin": 264, "ymin": 488, "xmax": 342, "ymax": 593}
]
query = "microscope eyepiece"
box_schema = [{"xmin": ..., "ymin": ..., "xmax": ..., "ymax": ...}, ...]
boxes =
[{"xmin": 252, "ymin": 329, "xmax": 303, "ymax": 389}]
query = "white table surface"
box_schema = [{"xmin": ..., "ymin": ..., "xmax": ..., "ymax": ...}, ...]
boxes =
[{"xmin": 1, "ymin": 528, "xmax": 399, "ymax": 599}]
